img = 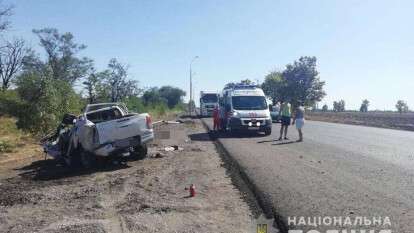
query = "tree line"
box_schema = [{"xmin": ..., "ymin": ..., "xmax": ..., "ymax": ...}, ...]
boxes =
[
  {"xmin": 319, "ymin": 99, "xmax": 409, "ymax": 113},
  {"xmin": 0, "ymin": 4, "xmax": 185, "ymax": 135},
  {"xmin": 260, "ymin": 56, "xmax": 409, "ymax": 114}
]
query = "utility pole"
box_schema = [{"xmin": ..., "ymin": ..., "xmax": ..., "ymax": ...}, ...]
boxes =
[{"xmin": 189, "ymin": 56, "xmax": 199, "ymax": 114}]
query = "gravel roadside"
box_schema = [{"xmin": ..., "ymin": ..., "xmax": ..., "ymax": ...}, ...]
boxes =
[{"xmin": 0, "ymin": 117, "xmax": 257, "ymax": 233}]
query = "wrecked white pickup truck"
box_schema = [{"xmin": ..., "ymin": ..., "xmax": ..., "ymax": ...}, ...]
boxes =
[{"xmin": 43, "ymin": 103, "xmax": 154, "ymax": 168}]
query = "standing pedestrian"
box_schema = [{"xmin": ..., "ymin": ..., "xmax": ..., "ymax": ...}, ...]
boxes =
[
  {"xmin": 278, "ymin": 100, "xmax": 291, "ymax": 140},
  {"xmin": 292, "ymin": 105, "xmax": 305, "ymax": 142},
  {"xmin": 213, "ymin": 105, "xmax": 220, "ymax": 131}
]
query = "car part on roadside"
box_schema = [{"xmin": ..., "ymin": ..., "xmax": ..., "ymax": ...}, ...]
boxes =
[
  {"xmin": 153, "ymin": 120, "xmax": 182, "ymax": 126},
  {"xmin": 190, "ymin": 184, "xmax": 196, "ymax": 197},
  {"xmin": 164, "ymin": 145, "xmax": 183, "ymax": 152},
  {"xmin": 185, "ymin": 184, "xmax": 196, "ymax": 197},
  {"xmin": 153, "ymin": 152, "xmax": 165, "ymax": 158}
]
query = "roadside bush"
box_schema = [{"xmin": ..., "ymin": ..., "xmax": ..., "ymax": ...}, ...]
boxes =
[
  {"xmin": 124, "ymin": 95, "xmax": 147, "ymax": 113},
  {"xmin": 0, "ymin": 90, "xmax": 24, "ymax": 116},
  {"xmin": 15, "ymin": 72, "xmax": 82, "ymax": 135},
  {"xmin": 158, "ymin": 86, "xmax": 186, "ymax": 108},
  {"xmin": 333, "ymin": 100, "xmax": 346, "ymax": 112},
  {"xmin": 0, "ymin": 117, "xmax": 21, "ymax": 136},
  {"xmin": 150, "ymin": 103, "xmax": 168, "ymax": 118},
  {"xmin": 172, "ymin": 102, "xmax": 186, "ymax": 112}
]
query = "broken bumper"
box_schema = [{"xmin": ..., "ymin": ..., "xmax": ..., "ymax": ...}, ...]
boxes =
[{"xmin": 94, "ymin": 131, "xmax": 154, "ymax": 157}]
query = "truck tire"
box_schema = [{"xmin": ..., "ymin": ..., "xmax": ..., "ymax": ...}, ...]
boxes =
[
  {"xmin": 264, "ymin": 127, "xmax": 272, "ymax": 136},
  {"xmin": 64, "ymin": 142, "xmax": 81, "ymax": 168},
  {"xmin": 229, "ymin": 127, "xmax": 240, "ymax": 136},
  {"xmin": 80, "ymin": 149, "xmax": 96, "ymax": 169},
  {"xmin": 131, "ymin": 144, "xmax": 148, "ymax": 160}
]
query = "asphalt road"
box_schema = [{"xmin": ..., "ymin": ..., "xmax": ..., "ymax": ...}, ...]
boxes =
[{"xmin": 201, "ymin": 118, "xmax": 414, "ymax": 232}]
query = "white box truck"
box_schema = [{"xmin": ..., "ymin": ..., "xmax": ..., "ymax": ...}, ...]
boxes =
[{"xmin": 199, "ymin": 91, "xmax": 219, "ymax": 117}]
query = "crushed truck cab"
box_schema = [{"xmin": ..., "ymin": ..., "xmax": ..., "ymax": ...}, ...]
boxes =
[
  {"xmin": 43, "ymin": 103, "xmax": 154, "ymax": 168},
  {"xmin": 80, "ymin": 104, "xmax": 154, "ymax": 156}
]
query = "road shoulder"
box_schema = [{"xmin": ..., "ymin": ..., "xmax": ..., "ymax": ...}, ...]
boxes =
[{"xmin": 0, "ymin": 116, "xmax": 257, "ymax": 233}]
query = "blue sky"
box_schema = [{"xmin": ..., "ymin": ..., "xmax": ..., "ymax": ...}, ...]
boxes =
[{"xmin": 6, "ymin": 0, "xmax": 414, "ymax": 110}]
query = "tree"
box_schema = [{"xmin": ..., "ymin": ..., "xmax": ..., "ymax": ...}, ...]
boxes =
[
  {"xmin": 21, "ymin": 48, "xmax": 44, "ymax": 73},
  {"xmin": 158, "ymin": 86, "xmax": 186, "ymax": 108},
  {"xmin": 15, "ymin": 71, "xmax": 82, "ymax": 135},
  {"xmin": 107, "ymin": 58, "xmax": 127, "ymax": 102},
  {"xmin": 396, "ymin": 100, "xmax": 409, "ymax": 113},
  {"xmin": 240, "ymin": 79, "xmax": 253, "ymax": 85},
  {"xmin": 82, "ymin": 68, "xmax": 100, "ymax": 104},
  {"xmin": 124, "ymin": 95, "xmax": 146, "ymax": 113},
  {"xmin": 322, "ymin": 104, "xmax": 328, "ymax": 112},
  {"xmin": 224, "ymin": 82, "xmax": 236, "ymax": 89},
  {"xmin": 104, "ymin": 58, "xmax": 140, "ymax": 102},
  {"xmin": 281, "ymin": 56, "xmax": 326, "ymax": 107},
  {"xmin": 142, "ymin": 87, "xmax": 163, "ymax": 106},
  {"xmin": 32, "ymin": 28, "xmax": 92, "ymax": 84},
  {"xmin": 333, "ymin": 100, "xmax": 345, "ymax": 112},
  {"xmin": 0, "ymin": 2, "xmax": 12, "ymax": 33},
  {"xmin": 0, "ymin": 38, "xmax": 26, "ymax": 90},
  {"xmin": 12, "ymin": 28, "xmax": 88, "ymax": 134},
  {"xmin": 360, "ymin": 99, "xmax": 369, "ymax": 112},
  {"xmin": 261, "ymin": 71, "xmax": 285, "ymax": 104}
]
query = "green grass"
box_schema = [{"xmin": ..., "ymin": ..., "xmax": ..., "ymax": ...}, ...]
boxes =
[{"xmin": 124, "ymin": 97, "xmax": 185, "ymax": 120}]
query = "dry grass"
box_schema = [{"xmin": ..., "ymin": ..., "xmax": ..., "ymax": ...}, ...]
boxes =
[
  {"xmin": 0, "ymin": 117, "xmax": 20, "ymax": 153},
  {"xmin": 0, "ymin": 116, "xmax": 38, "ymax": 156}
]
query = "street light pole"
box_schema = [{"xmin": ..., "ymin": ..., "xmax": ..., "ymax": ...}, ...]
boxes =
[{"xmin": 189, "ymin": 56, "xmax": 198, "ymax": 114}]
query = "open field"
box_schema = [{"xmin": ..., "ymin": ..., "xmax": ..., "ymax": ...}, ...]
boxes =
[{"xmin": 307, "ymin": 111, "xmax": 414, "ymax": 131}]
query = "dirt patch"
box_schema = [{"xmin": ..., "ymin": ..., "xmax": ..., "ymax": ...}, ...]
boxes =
[
  {"xmin": 307, "ymin": 111, "xmax": 414, "ymax": 131},
  {"xmin": 0, "ymin": 117, "xmax": 254, "ymax": 233}
]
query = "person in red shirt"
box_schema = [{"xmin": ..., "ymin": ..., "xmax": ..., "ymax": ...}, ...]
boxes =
[{"xmin": 213, "ymin": 105, "xmax": 220, "ymax": 131}]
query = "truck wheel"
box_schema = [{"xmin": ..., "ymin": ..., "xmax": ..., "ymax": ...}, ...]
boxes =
[
  {"xmin": 64, "ymin": 142, "xmax": 80, "ymax": 168},
  {"xmin": 131, "ymin": 144, "xmax": 148, "ymax": 160},
  {"xmin": 229, "ymin": 127, "xmax": 240, "ymax": 136},
  {"xmin": 63, "ymin": 154, "xmax": 80, "ymax": 168},
  {"xmin": 264, "ymin": 128, "xmax": 272, "ymax": 136},
  {"xmin": 80, "ymin": 150, "xmax": 96, "ymax": 169}
]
